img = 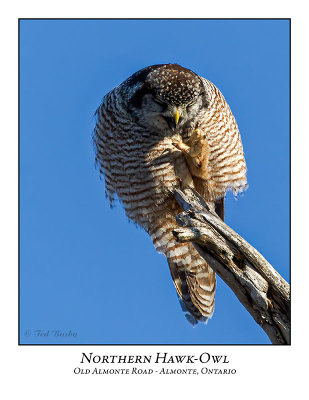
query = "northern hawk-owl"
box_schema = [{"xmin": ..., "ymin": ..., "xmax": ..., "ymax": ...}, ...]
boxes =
[{"xmin": 93, "ymin": 64, "xmax": 247, "ymax": 324}]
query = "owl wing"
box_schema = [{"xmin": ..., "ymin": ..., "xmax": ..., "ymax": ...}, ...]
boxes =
[{"xmin": 198, "ymin": 77, "xmax": 248, "ymax": 199}]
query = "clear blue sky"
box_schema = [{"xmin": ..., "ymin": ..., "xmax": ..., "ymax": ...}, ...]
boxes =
[{"xmin": 20, "ymin": 19, "xmax": 290, "ymax": 344}]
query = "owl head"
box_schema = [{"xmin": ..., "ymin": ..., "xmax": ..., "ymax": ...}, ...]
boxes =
[{"xmin": 122, "ymin": 64, "xmax": 209, "ymax": 134}]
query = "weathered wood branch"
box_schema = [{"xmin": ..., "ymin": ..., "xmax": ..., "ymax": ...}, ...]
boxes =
[{"xmin": 172, "ymin": 188, "xmax": 290, "ymax": 345}]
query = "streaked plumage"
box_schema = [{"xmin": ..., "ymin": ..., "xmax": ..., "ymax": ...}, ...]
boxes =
[{"xmin": 93, "ymin": 64, "xmax": 247, "ymax": 323}]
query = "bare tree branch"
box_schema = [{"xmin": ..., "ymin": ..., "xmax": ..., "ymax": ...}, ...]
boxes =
[{"xmin": 172, "ymin": 188, "xmax": 290, "ymax": 345}]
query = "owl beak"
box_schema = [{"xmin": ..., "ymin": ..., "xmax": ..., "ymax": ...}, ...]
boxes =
[{"xmin": 174, "ymin": 109, "xmax": 180, "ymax": 125}]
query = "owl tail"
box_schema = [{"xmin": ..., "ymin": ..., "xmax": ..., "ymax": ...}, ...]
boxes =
[
  {"xmin": 167, "ymin": 244, "xmax": 216, "ymax": 324},
  {"xmin": 150, "ymin": 219, "xmax": 216, "ymax": 323}
]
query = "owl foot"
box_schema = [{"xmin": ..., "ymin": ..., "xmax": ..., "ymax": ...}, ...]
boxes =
[
  {"xmin": 188, "ymin": 129, "xmax": 207, "ymax": 157},
  {"xmin": 172, "ymin": 134, "xmax": 191, "ymax": 153},
  {"xmin": 172, "ymin": 130, "xmax": 207, "ymax": 168}
]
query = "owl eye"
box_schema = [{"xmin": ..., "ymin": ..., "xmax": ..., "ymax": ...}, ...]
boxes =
[
  {"xmin": 186, "ymin": 102, "xmax": 195, "ymax": 111},
  {"xmin": 153, "ymin": 99, "xmax": 167, "ymax": 111},
  {"xmin": 153, "ymin": 98, "xmax": 164, "ymax": 105}
]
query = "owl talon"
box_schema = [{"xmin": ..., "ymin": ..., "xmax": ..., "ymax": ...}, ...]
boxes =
[
  {"xmin": 192, "ymin": 158, "xmax": 202, "ymax": 168},
  {"xmin": 172, "ymin": 134, "xmax": 191, "ymax": 153},
  {"xmin": 160, "ymin": 148, "xmax": 170, "ymax": 157}
]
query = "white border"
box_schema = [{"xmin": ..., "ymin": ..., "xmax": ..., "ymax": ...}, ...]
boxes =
[{"xmin": 1, "ymin": 0, "xmax": 307, "ymax": 397}]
